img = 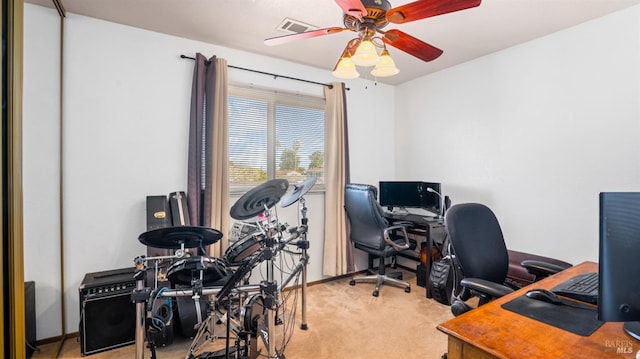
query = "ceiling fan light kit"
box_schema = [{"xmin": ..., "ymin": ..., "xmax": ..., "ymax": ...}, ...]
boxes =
[
  {"xmin": 333, "ymin": 42, "xmax": 399, "ymax": 79},
  {"xmin": 370, "ymin": 48, "xmax": 400, "ymax": 77},
  {"xmin": 332, "ymin": 55, "xmax": 361, "ymax": 79},
  {"xmin": 351, "ymin": 39, "xmax": 379, "ymax": 66},
  {"xmin": 264, "ymin": 0, "xmax": 482, "ymax": 80}
]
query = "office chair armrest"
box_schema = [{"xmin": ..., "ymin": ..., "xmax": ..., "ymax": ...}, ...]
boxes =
[
  {"xmin": 383, "ymin": 225, "xmax": 411, "ymax": 251},
  {"xmin": 521, "ymin": 260, "xmax": 568, "ymax": 280},
  {"xmin": 460, "ymin": 278, "xmax": 514, "ymax": 298}
]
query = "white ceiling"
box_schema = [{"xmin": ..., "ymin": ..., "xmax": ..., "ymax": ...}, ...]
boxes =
[{"xmin": 28, "ymin": 0, "xmax": 640, "ymax": 85}]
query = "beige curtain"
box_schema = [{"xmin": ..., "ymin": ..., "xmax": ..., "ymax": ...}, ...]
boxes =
[
  {"xmin": 322, "ymin": 82, "xmax": 352, "ymax": 276},
  {"xmin": 208, "ymin": 58, "xmax": 230, "ymax": 257}
]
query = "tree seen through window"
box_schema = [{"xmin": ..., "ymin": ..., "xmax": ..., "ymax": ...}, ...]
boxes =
[{"xmin": 228, "ymin": 87, "xmax": 325, "ymax": 191}]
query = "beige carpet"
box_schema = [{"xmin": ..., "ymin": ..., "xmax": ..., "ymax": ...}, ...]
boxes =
[{"xmin": 33, "ymin": 270, "xmax": 453, "ymax": 358}]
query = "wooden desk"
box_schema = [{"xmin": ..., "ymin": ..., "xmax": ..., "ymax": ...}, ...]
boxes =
[{"xmin": 437, "ymin": 262, "xmax": 638, "ymax": 358}]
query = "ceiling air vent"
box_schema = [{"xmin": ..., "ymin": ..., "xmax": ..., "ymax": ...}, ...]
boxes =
[{"xmin": 276, "ymin": 18, "xmax": 317, "ymax": 34}]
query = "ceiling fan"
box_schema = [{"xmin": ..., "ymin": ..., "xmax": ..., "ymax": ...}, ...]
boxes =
[{"xmin": 264, "ymin": 0, "xmax": 482, "ymax": 79}]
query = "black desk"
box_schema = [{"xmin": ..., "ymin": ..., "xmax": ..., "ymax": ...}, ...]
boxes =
[{"xmin": 384, "ymin": 212, "xmax": 447, "ymax": 298}]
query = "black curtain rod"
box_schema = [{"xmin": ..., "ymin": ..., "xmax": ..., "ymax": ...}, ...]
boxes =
[{"xmin": 180, "ymin": 54, "xmax": 334, "ymax": 89}]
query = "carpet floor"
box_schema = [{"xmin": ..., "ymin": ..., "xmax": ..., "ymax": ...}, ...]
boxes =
[{"xmin": 32, "ymin": 270, "xmax": 453, "ymax": 358}]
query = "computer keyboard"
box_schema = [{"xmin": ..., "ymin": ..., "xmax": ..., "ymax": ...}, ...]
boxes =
[{"xmin": 551, "ymin": 272, "xmax": 599, "ymax": 304}]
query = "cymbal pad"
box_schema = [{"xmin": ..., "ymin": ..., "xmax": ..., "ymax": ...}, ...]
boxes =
[
  {"xmin": 230, "ymin": 179, "xmax": 289, "ymax": 220},
  {"xmin": 280, "ymin": 177, "xmax": 317, "ymax": 208}
]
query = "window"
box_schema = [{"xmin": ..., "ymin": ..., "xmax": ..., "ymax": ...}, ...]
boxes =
[{"xmin": 228, "ymin": 85, "xmax": 325, "ymax": 192}]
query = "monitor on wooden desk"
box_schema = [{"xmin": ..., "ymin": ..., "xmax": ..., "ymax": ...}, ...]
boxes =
[{"xmin": 599, "ymin": 192, "xmax": 640, "ymax": 341}]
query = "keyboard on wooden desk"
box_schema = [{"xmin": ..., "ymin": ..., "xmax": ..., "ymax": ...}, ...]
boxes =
[{"xmin": 551, "ymin": 272, "xmax": 598, "ymax": 304}]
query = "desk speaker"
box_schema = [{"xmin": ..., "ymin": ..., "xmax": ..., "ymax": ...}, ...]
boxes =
[{"xmin": 79, "ymin": 267, "xmax": 137, "ymax": 356}]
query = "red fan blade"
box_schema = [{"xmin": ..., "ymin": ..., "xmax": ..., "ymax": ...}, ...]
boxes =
[
  {"xmin": 264, "ymin": 27, "xmax": 346, "ymax": 46},
  {"xmin": 386, "ymin": 0, "xmax": 481, "ymax": 24},
  {"xmin": 382, "ymin": 29, "xmax": 443, "ymax": 62},
  {"xmin": 334, "ymin": 0, "xmax": 368, "ymax": 21}
]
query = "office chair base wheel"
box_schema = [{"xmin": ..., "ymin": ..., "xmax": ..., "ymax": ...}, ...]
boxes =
[
  {"xmin": 349, "ymin": 279, "xmax": 356, "ymax": 286},
  {"xmin": 404, "ymin": 286, "xmax": 411, "ymax": 293},
  {"xmin": 372, "ymin": 290, "xmax": 379, "ymax": 297}
]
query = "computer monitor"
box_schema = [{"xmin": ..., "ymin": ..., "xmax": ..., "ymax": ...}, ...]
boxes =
[
  {"xmin": 378, "ymin": 181, "xmax": 442, "ymax": 215},
  {"xmin": 598, "ymin": 192, "xmax": 640, "ymax": 340}
]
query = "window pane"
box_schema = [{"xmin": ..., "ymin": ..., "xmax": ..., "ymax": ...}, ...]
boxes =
[
  {"xmin": 228, "ymin": 96, "xmax": 268, "ymax": 187},
  {"xmin": 228, "ymin": 86, "xmax": 325, "ymax": 192},
  {"xmin": 276, "ymin": 104, "xmax": 325, "ymax": 186}
]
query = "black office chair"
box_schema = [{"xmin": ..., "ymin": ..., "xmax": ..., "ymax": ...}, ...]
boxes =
[
  {"xmin": 344, "ymin": 183, "xmax": 414, "ymax": 297},
  {"xmin": 444, "ymin": 203, "xmax": 568, "ymax": 316}
]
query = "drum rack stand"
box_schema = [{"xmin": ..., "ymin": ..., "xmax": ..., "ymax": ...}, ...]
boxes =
[{"xmin": 132, "ymin": 199, "xmax": 311, "ymax": 359}]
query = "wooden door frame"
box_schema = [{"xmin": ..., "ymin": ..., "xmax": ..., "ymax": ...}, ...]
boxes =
[{"xmin": 2, "ymin": 0, "xmax": 26, "ymax": 358}]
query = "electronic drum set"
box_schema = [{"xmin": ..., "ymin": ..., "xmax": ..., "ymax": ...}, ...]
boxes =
[{"xmin": 132, "ymin": 177, "xmax": 317, "ymax": 359}]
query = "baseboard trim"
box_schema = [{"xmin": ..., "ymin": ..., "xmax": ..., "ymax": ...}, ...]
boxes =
[{"xmin": 36, "ymin": 332, "xmax": 77, "ymax": 346}]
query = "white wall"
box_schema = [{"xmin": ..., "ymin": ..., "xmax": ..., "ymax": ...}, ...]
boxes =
[
  {"xmin": 23, "ymin": 4, "xmax": 395, "ymax": 339},
  {"xmin": 23, "ymin": 4, "xmax": 62, "ymax": 340},
  {"xmin": 395, "ymin": 5, "xmax": 640, "ymax": 265}
]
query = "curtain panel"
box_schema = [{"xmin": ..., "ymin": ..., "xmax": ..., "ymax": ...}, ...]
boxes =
[
  {"xmin": 187, "ymin": 54, "xmax": 230, "ymax": 256},
  {"xmin": 322, "ymin": 82, "xmax": 352, "ymax": 276}
]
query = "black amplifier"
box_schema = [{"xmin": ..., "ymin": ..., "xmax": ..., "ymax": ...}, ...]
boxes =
[{"xmin": 79, "ymin": 267, "xmax": 137, "ymax": 356}]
